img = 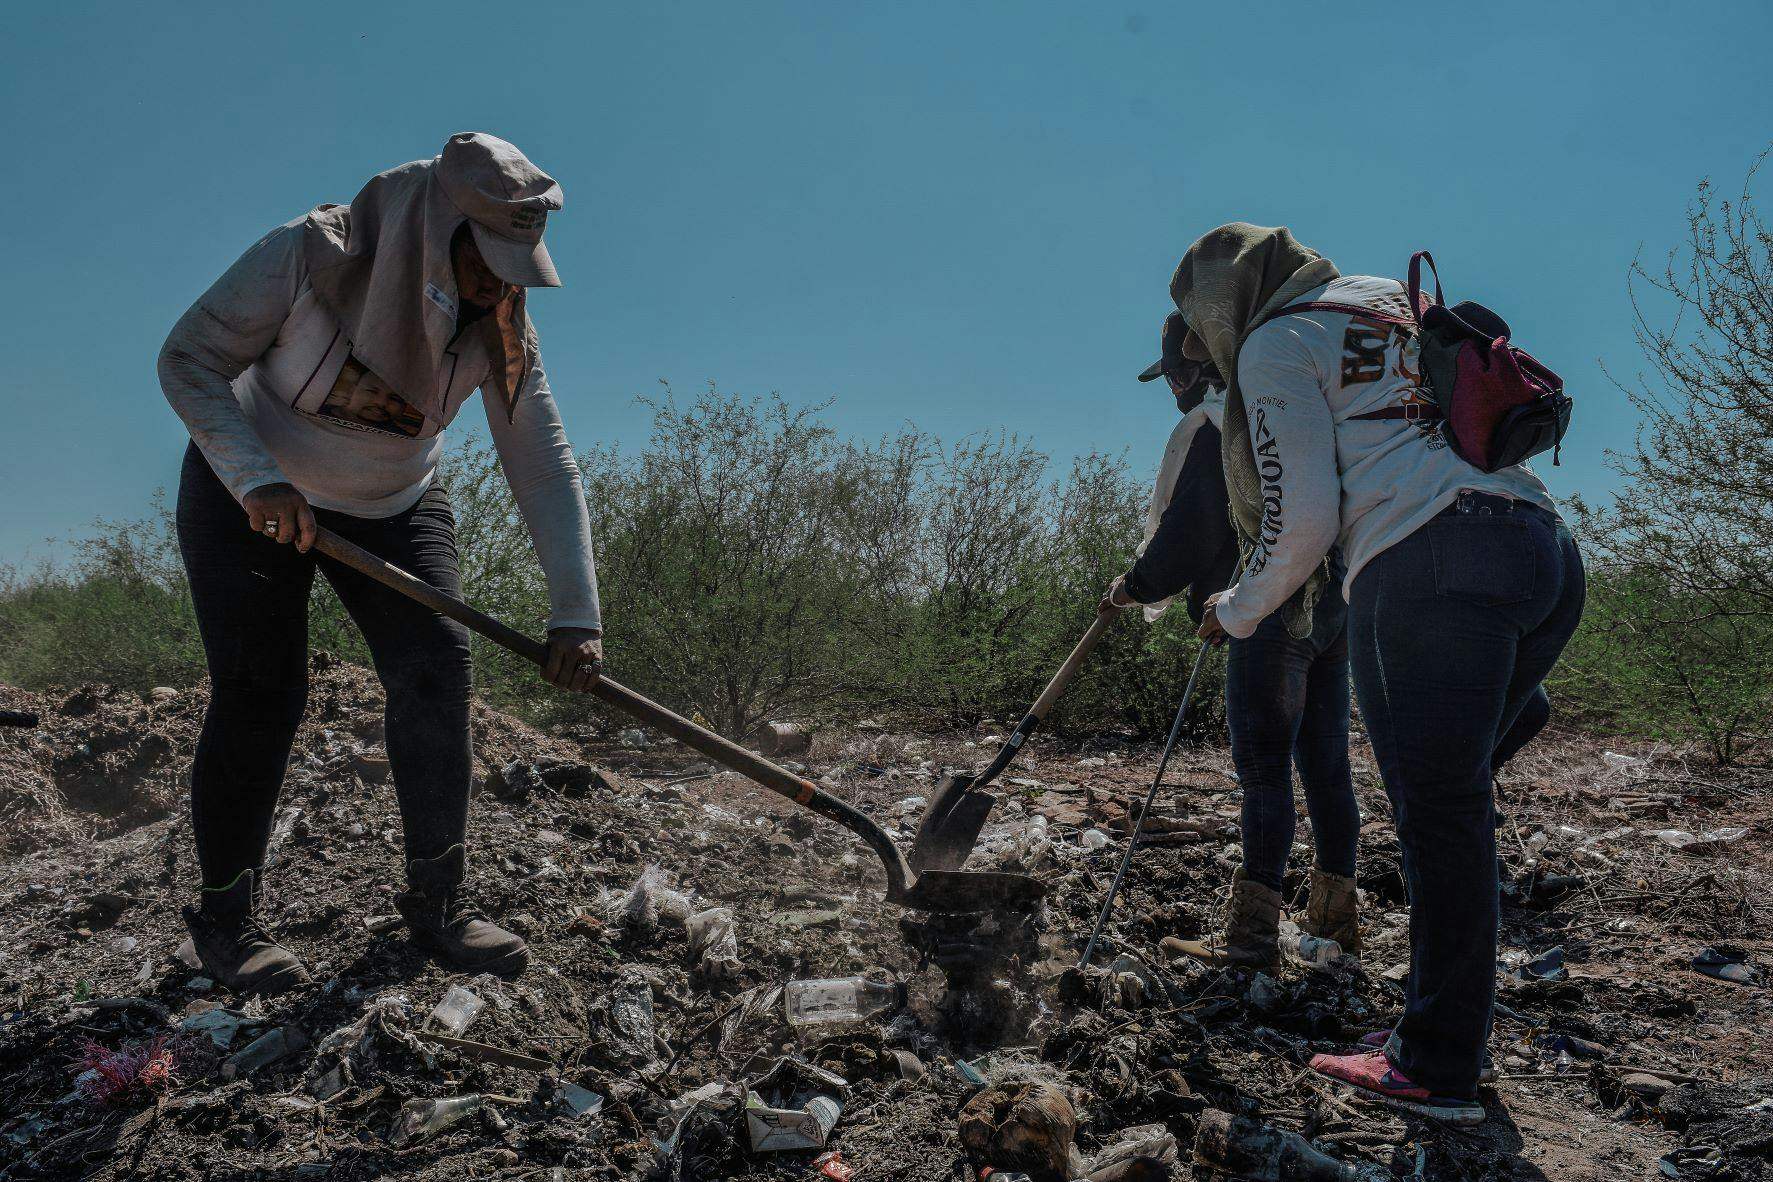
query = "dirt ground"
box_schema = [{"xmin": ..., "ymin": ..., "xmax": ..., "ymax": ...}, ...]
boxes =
[{"xmin": 2, "ymin": 658, "xmax": 1770, "ymax": 1181}]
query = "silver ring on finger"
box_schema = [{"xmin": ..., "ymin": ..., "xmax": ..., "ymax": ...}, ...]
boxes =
[{"xmin": 576, "ymin": 662, "xmax": 600, "ymax": 675}]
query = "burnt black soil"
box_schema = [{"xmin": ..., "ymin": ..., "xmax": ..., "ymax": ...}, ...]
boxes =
[{"xmin": 2, "ymin": 660, "xmax": 1770, "ymax": 1180}]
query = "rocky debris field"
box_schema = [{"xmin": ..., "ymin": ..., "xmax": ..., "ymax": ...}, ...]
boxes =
[{"xmin": 2, "ymin": 658, "xmax": 1772, "ymax": 1181}]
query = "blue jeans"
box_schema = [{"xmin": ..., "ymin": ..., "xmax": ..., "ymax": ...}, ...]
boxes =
[
  {"xmin": 1227, "ymin": 585, "xmax": 1357, "ymax": 893},
  {"xmin": 1492, "ymin": 684, "xmax": 1551, "ymax": 773},
  {"xmin": 1352, "ymin": 492, "xmax": 1585, "ymax": 1096}
]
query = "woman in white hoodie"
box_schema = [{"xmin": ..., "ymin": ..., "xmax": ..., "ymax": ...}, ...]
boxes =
[
  {"xmin": 1173, "ymin": 224, "xmax": 1585, "ymax": 1126},
  {"xmin": 158, "ymin": 134, "xmax": 603, "ymax": 994}
]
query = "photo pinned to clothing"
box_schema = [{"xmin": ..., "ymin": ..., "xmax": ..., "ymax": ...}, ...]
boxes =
[{"xmin": 317, "ymin": 354, "xmax": 428, "ymax": 438}]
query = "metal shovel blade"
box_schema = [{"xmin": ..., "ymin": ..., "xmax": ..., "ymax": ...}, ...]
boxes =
[
  {"xmin": 898, "ymin": 868, "xmax": 1045, "ymax": 914},
  {"xmin": 909, "ymin": 773, "xmax": 998, "ymax": 874}
]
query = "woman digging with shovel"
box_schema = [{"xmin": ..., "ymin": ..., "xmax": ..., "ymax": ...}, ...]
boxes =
[
  {"xmin": 1101, "ymin": 310, "xmax": 1361, "ymax": 976},
  {"xmin": 157, "ymin": 133, "xmax": 603, "ymax": 994},
  {"xmin": 1170, "ymin": 223, "xmax": 1583, "ymax": 1126}
]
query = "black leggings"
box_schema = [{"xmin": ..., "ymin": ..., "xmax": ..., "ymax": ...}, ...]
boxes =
[{"xmin": 176, "ymin": 443, "xmax": 473, "ymax": 889}]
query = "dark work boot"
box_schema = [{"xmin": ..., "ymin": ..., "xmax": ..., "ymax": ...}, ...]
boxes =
[
  {"xmin": 180, "ymin": 869, "xmax": 311, "ymax": 996},
  {"xmin": 394, "ymin": 844, "xmax": 528, "ymax": 974}
]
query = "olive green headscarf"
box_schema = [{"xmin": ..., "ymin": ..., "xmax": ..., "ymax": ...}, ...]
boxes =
[{"xmin": 1170, "ymin": 223, "xmax": 1340, "ymax": 637}]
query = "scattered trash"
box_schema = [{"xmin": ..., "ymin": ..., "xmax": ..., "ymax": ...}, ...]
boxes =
[
  {"xmin": 75, "ymin": 1036, "xmax": 179, "ymax": 1105},
  {"xmin": 770, "ymin": 908, "xmax": 843, "ymax": 930},
  {"xmin": 1279, "ymin": 919, "xmax": 1343, "ymax": 969},
  {"xmin": 744, "ymin": 1057, "xmax": 849, "ymax": 1153},
  {"xmin": 306, "ymin": 992, "xmax": 433, "ymax": 1099},
  {"xmin": 1193, "ymin": 1109, "xmax": 1374, "ymax": 1181},
  {"xmin": 179, "ymin": 1007, "xmax": 250, "ymax": 1050},
  {"xmin": 1659, "ymin": 1145, "xmax": 1725, "ymax": 1178},
  {"xmin": 1601, "ymin": 750, "xmax": 1647, "ymax": 776},
  {"xmin": 1502, "ymin": 869, "xmax": 1586, "ymax": 906},
  {"xmin": 1692, "ymin": 945, "xmax": 1761, "ymax": 986},
  {"xmin": 1106, "ymin": 952, "xmax": 1161, "ymax": 1009},
  {"xmin": 559, "ymin": 1082, "xmax": 604, "ymax": 1118},
  {"xmin": 608, "ymin": 864, "xmax": 694, "ymax": 931},
  {"xmin": 814, "ymin": 1150, "xmax": 857, "ymax": 1180},
  {"xmin": 617, "ymin": 727, "xmax": 650, "ymax": 749},
  {"xmin": 221, "ymin": 1025, "xmax": 307, "ymax": 1080},
  {"xmin": 1622, "ymin": 1072, "xmax": 1677, "ymax": 1099},
  {"xmin": 5, "ymin": 662, "xmax": 1766, "ymax": 1180},
  {"xmin": 784, "ymin": 975, "xmax": 906, "ymax": 1032},
  {"xmin": 1080, "ymin": 828, "xmax": 1110, "ymax": 851},
  {"xmin": 389, "ymin": 1093, "xmax": 484, "ymax": 1148},
  {"xmin": 1536, "ymin": 1032, "xmax": 1607, "ymax": 1061},
  {"xmin": 422, "ymin": 1032, "xmax": 550, "ymax": 1073},
  {"xmin": 958, "ymin": 1080, "xmax": 1080, "ymax": 1182},
  {"xmin": 685, "ymin": 905, "xmax": 741, "ymax": 980},
  {"xmin": 587, "ymin": 966, "xmax": 659, "ymax": 1068},
  {"xmin": 756, "ymin": 721, "xmax": 813, "ymax": 757},
  {"xmin": 1650, "ymin": 827, "xmax": 1750, "ymax": 856},
  {"xmin": 427, "ymin": 984, "xmax": 484, "ymax": 1036},
  {"xmin": 892, "ymin": 1048, "xmax": 928, "ymax": 1083},
  {"xmin": 1502, "ymin": 945, "xmax": 1568, "ymax": 981},
  {"xmin": 1246, "ymin": 972, "xmax": 1284, "ymax": 1015},
  {"xmin": 1088, "ymin": 1121, "xmax": 1180, "ymax": 1175}
]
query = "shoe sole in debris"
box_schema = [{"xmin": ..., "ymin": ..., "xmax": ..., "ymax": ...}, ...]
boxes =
[{"xmin": 1325, "ymin": 1075, "xmax": 1487, "ymax": 1126}]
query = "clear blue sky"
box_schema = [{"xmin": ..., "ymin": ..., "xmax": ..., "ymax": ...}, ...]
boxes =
[{"xmin": 3, "ymin": 1, "xmax": 1770, "ymax": 566}]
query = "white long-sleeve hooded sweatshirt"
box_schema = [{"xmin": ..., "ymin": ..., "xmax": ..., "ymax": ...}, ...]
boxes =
[{"xmin": 1211, "ymin": 275, "xmax": 1557, "ymax": 639}]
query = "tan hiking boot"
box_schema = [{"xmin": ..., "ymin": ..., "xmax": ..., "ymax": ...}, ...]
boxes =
[
  {"xmin": 394, "ymin": 844, "xmax": 529, "ymax": 975},
  {"xmin": 1160, "ymin": 866, "xmax": 1280, "ymax": 972},
  {"xmin": 1301, "ymin": 865, "xmax": 1361, "ymax": 956},
  {"xmin": 180, "ymin": 868, "xmax": 311, "ymax": 996}
]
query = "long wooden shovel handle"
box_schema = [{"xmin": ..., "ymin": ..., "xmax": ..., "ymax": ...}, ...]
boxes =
[
  {"xmin": 1030, "ymin": 608, "xmax": 1118, "ymax": 719},
  {"xmin": 309, "ymin": 526, "xmax": 914, "ymax": 895},
  {"xmin": 963, "ymin": 607, "xmax": 1119, "ymax": 793}
]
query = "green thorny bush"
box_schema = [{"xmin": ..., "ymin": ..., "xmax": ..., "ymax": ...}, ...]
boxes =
[
  {"xmin": 0, "ymin": 386, "xmax": 1224, "ymax": 743},
  {"xmin": 1565, "ymin": 154, "xmax": 1773, "ymax": 764},
  {"xmin": 8, "ymin": 161, "xmax": 1772, "ymax": 759}
]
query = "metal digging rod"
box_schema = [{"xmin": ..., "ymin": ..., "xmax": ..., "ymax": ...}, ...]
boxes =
[{"xmin": 1078, "ymin": 632, "xmax": 1219, "ymax": 970}]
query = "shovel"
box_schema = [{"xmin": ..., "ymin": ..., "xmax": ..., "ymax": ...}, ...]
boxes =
[
  {"xmin": 311, "ymin": 526, "xmax": 1042, "ymax": 916},
  {"xmin": 910, "ymin": 608, "xmax": 1119, "ymax": 874}
]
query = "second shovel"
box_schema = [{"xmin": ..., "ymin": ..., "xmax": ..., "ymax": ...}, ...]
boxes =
[{"xmin": 910, "ymin": 607, "xmax": 1119, "ymax": 873}]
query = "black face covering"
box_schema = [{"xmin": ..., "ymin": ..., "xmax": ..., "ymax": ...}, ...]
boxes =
[{"xmin": 1170, "ymin": 358, "xmax": 1223, "ymax": 414}]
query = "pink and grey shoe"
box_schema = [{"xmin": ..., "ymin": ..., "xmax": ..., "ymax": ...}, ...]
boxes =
[
  {"xmin": 1359, "ymin": 1029, "xmax": 1496, "ymax": 1085},
  {"xmin": 1310, "ymin": 1049, "xmax": 1486, "ymax": 1126}
]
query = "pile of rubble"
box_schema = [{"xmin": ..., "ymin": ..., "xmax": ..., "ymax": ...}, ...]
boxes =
[{"xmin": 1, "ymin": 661, "xmax": 1770, "ymax": 1180}]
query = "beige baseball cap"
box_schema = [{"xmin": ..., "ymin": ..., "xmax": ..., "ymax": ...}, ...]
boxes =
[{"xmin": 436, "ymin": 132, "xmax": 564, "ymax": 288}]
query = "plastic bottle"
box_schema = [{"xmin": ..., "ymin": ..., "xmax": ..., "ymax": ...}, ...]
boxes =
[
  {"xmin": 1194, "ymin": 1109, "xmax": 1369, "ymax": 1181},
  {"xmin": 389, "ymin": 1094, "xmax": 484, "ymax": 1147},
  {"xmin": 220, "ymin": 1025, "xmax": 308, "ymax": 1079},
  {"xmin": 784, "ymin": 976, "xmax": 907, "ymax": 1029},
  {"xmin": 1278, "ymin": 920, "xmax": 1343, "ymax": 969}
]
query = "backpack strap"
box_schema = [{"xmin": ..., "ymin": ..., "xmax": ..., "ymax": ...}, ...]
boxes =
[
  {"xmin": 1408, "ymin": 251, "xmax": 1444, "ymax": 324},
  {"xmin": 1271, "ymin": 296, "xmax": 1444, "ymax": 425},
  {"xmin": 1349, "ymin": 402, "xmax": 1443, "ymax": 423},
  {"xmin": 1275, "ymin": 300, "xmax": 1414, "ymax": 327}
]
